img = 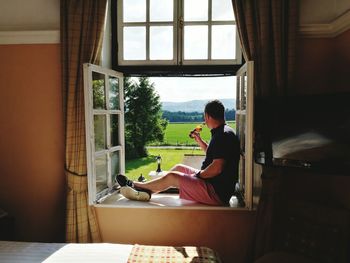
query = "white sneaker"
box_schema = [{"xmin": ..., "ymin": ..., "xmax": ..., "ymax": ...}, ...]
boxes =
[{"xmin": 120, "ymin": 186, "xmax": 151, "ymax": 202}]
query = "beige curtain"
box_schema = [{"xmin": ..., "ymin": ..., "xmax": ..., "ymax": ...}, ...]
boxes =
[
  {"xmin": 232, "ymin": 0, "xmax": 299, "ymax": 260},
  {"xmin": 61, "ymin": 0, "xmax": 107, "ymax": 243}
]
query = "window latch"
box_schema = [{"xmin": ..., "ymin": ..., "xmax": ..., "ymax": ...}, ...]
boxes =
[{"xmin": 179, "ymin": 16, "xmax": 184, "ymax": 28}]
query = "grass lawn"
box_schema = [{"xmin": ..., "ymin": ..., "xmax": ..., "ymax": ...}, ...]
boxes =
[
  {"xmin": 149, "ymin": 121, "xmax": 236, "ymax": 146},
  {"xmin": 125, "ymin": 148, "xmax": 203, "ymax": 181}
]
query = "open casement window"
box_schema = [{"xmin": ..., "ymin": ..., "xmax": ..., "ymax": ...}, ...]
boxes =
[
  {"xmin": 236, "ymin": 61, "xmax": 254, "ymax": 209},
  {"xmin": 116, "ymin": 0, "xmax": 241, "ymax": 66},
  {"xmin": 83, "ymin": 64, "xmax": 125, "ymax": 205}
]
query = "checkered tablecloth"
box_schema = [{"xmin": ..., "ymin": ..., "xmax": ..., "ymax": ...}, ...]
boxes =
[{"xmin": 127, "ymin": 244, "xmax": 221, "ymax": 263}]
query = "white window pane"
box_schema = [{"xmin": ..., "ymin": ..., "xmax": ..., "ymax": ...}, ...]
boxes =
[
  {"xmin": 95, "ymin": 154, "xmax": 108, "ymax": 193},
  {"xmin": 212, "ymin": 0, "xmax": 235, "ymax": 21},
  {"xmin": 184, "ymin": 0, "xmax": 208, "ymax": 21},
  {"xmin": 212, "ymin": 25, "xmax": 236, "ymax": 59},
  {"xmin": 184, "ymin": 26, "xmax": 208, "ymax": 60},
  {"xmin": 123, "ymin": 0, "xmax": 146, "ymax": 22},
  {"xmin": 94, "ymin": 115, "xmax": 107, "ymax": 151},
  {"xmin": 111, "ymin": 151, "xmax": 120, "ymax": 185},
  {"xmin": 150, "ymin": 0, "xmax": 173, "ymax": 22},
  {"xmin": 109, "ymin": 77, "xmax": 120, "ymax": 110},
  {"xmin": 150, "ymin": 26, "xmax": 173, "ymax": 60},
  {"xmin": 110, "ymin": 114, "xmax": 119, "ymax": 147},
  {"xmin": 92, "ymin": 72, "xmax": 106, "ymax": 110},
  {"xmin": 123, "ymin": 27, "xmax": 146, "ymax": 60}
]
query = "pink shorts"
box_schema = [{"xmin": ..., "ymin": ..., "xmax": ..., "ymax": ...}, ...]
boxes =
[
  {"xmin": 179, "ymin": 175, "xmax": 223, "ymax": 205},
  {"xmin": 173, "ymin": 164, "xmax": 222, "ymax": 206}
]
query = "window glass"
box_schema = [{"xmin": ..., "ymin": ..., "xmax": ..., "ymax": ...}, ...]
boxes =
[
  {"xmin": 84, "ymin": 64, "xmax": 126, "ymax": 205},
  {"xmin": 150, "ymin": 0, "xmax": 173, "ymax": 22},
  {"xmin": 111, "ymin": 151, "xmax": 120, "ymax": 185},
  {"xmin": 95, "ymin": 154, "xmax": 108, "ymax": 193},
  {"xmin": 123, "ymin": 0, "xmax": 146, "ymax": 22},
  {"xmin": 109, "ymin": 77, "xmax": 119, "ymax": 110},
  {"xmin": 211, "ymin": 25, "xmax": 236, "ymax": 59},
  {"xmin": 212, "ymin": 0, "xmax": 235, "ymax": 21},
  {"xmin": 237, "ymin": 114, "xmax": 246, "ymax": 147},
  {"xmin": 110, "ymin": 114, "xmax": 119, "ymax": 147},
  {"xmin": 117, "ymin": 0, "xmax": 241, "ymax": 66},
  {"xmin": 243, "ymin": 74, "xmax": 247, "ymax": 109},
  {"xmin": 184, "ymin": 26, "xmax": 208, "ymax": 59},
  {"xmin": 124, "ymin": 27, "xmax": 146, "ymax": 60},
  {"xmin": 150, "ymin": 26, "xmax": 173, "ymax": 60},
  {"xmin": 92, "ymin": 72, "xmax": 105, "ymax": 110},
  {"xmin": 184, "ymin": 0, "xmax": 208, "ymax": 21},
  {"xmin": 94, "ymin": 115, "xmax": 107, "ymax": 151}
]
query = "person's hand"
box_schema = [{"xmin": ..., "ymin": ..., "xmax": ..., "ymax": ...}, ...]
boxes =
[
  {"xmin": 189, "ymin": 130, "xmax": 196, "ymax": 138},
  {"xmin": 191, "ymin": 131, "xmax": 202, "ymax": 143},
  {"xmin": 189, "ymin": 125, "xmax": 202, "ymax": 138}
]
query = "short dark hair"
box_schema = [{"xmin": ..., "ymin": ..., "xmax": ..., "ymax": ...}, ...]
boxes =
[{"xmin": 204, "ymin": 100, "xmax": 225, "ymax": 120}]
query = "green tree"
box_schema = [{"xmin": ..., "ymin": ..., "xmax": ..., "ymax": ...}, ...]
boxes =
[{"xmin": 124, "ymin": 77, "xmax": 168, "ymax": 159}]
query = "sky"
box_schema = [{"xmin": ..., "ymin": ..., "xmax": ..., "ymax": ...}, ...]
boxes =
[{"xmin": 132, "ymin": 76, "xmax": 237, "ymax": 102}]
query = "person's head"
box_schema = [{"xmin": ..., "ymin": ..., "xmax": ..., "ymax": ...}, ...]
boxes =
[{"xmin": 204, "ymin": 100, "xmax": 225, "ymax": 129}]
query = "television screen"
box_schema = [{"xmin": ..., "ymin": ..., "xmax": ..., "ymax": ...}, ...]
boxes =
[{"xmin": 256, "ymin": 92, "xmax": 350, "ymax": 172}]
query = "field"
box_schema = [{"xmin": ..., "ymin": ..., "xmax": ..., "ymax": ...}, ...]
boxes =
[
  {"xmin": 125, "ymin": 148, "xmax": 203, "ymax": 181},
  {"xmin": 149, "ymin": 121, "xmax": 236, "ymax": 146}
]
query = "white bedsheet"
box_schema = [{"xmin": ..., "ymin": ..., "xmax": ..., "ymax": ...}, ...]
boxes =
[{"xmin": 0, "ymin": 241, "xmax": 133, "ymax": 263}]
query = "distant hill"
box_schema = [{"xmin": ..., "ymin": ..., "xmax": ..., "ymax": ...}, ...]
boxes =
[{"xmin": 162, "ymin": 99, "xmax": 235, "ymax": 112}]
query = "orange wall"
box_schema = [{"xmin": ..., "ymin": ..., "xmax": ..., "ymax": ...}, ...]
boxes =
[
  {"xmin": 0, "ymin": 44, "xmax": 65, "ymax": 242},
  {"xmin": 295, "ymin": 29, "xmax": 350, "ymax": 94},
  {"xmin": 96, "ymin": 207, "xmax": 256, "ymax": 263}
]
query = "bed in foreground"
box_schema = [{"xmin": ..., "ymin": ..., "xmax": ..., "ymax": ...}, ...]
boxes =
[{"xmin": 0, "ymin": 241, "xmax": 221, "ymax": 263}]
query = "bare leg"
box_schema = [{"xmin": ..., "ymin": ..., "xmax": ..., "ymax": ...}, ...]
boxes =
[
  {"xmin": 134, "ymin": 172, "xmax": 183, "ymax": 193},
  {"xmin": 170, "ymin": 164, "xmax": 199, "ymax": 175}
]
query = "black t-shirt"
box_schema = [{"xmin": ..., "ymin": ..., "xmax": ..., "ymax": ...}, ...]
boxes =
[{"xmin": 201, "ymin": 124, "xmax": 240, "ymax": 204}]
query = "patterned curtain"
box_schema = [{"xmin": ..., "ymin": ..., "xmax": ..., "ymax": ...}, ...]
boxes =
[
  {"xmin": 232, "ymin": 0, "xmax": 298, "ymax": 98},
  {"xmin": 61, "ymin": 0, "xmax": 107, "ymax": 243},
  {"xmin": 232, "ymin": 0, "xmax": 299, "ymax": 260}
]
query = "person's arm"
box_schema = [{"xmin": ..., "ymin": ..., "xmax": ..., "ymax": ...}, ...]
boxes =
[
  {"xmin": 192, "ymin": 131, "xmax": 208, "ymax": 152},
  {"xmin": 197, "ymin": 158, "xmax": 225, "ymax": 179}
]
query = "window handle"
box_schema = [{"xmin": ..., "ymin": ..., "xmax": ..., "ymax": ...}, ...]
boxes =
[{"xmin": 179, "ymin": 16, "xmax": 184, "ymax": 28}]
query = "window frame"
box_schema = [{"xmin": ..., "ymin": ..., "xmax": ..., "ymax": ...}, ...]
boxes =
[
  {"xmin": 87, "ymin": 0, "xmax": 255, "ymax": 209},
  {"xmin": 117, "ymin": 0, "xmax": 178, "ymax": 65},
  {"xmin": 235, "ymin": 61, "xmax": 254, "ymax": 209},
  {"xmin": 112, "ymin": 0, "xmax": 242, "ymax": 75},
  {"xmin": 83, "ymin": 63, "xmax": 125, "ymax": 205},
  {"xmin": 83, "ymin": 62, "xmax": 255, "ymax": 209},
  {"xmin": 181, "ymin": 0, "xmax": 241, "ymax": 65}
]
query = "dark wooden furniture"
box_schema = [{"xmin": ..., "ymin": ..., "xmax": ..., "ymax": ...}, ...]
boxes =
[{"xmin": 0, "ymin": 209, "xmax": 15, "ymax": 241}]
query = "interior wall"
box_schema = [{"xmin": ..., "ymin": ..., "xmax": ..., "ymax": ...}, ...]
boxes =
[
  {"xmin": 0, "ymin": 44, "xmax": 65, "ymax": 242},
  {"xmin": 299, "ymin": 0, "xmax": 350, "ymax": 24},
  {"xmin": 0, "ymin": 0, "xmax": 59, "ymax": 31},
  {"xmin": 95, "ymin": 207, "xmax": 256, "ymax": 263},
  {"xmin": 334, "ymin": 29, "xmax": 350, "ymax": 92},
  {"xmin": 295, "ymin": 29, "xmax": 350, "ymax": 94}
]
